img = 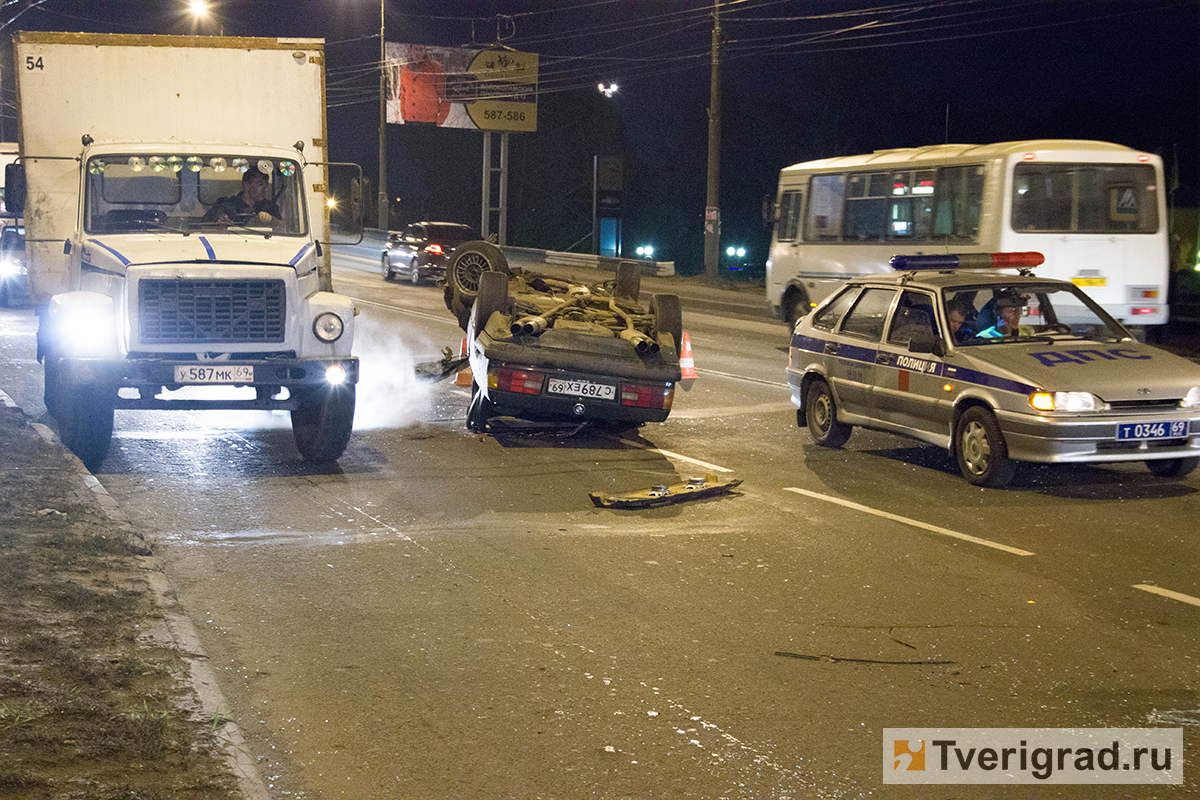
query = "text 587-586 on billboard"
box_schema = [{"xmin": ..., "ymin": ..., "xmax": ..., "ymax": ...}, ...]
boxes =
[
  {"xmin": 884, "ymin": 728, "xmax": 1182, "ymax": 785},
  {"xmin": 385, "ymin": 43, "xmax": 537, "ymax": 133}
]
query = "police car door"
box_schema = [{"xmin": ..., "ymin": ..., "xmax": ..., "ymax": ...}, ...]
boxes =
[
  {"xmin": 824, "ymin": 286, "xmax": 897, "ymax": 418},
  {"xmin": 872, "ymin": 289, "xmax": 945, "ymax": 434}
]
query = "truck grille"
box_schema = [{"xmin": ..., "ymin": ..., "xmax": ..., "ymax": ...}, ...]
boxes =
[{"xmin": 138, "ymin": 279, "xmax": 286, "ymax": 344}]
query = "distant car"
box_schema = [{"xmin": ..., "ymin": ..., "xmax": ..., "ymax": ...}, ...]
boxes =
[
  {"xmin": 382, "ymin": 222, "xmax": 477, "ymax": 285},
  {"xmin": 0, "ymin": 224, "xmax": 28, "ymax": 308},
  {"xmin": 787, "ymin": 252, "xmax": 1200, "ymax": 488}
]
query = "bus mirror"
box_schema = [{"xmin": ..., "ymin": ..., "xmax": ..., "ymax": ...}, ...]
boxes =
[{"xmin": 5, "ymin": 163, "xmax": 25, "ymax": 215}]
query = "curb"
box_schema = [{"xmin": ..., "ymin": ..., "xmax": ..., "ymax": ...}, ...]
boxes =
[{"xmin": 2, "ymin": 390, "xmax": 270, "ymax": 800}]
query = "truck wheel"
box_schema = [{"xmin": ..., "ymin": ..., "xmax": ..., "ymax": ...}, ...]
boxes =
[
  {"xmin": 57, "ymin": 381, "xmax": 115, "ymax": 472},
  {"xmin": 466, "ymin": 381, "xmax": 492, "ymax": 433},
  {"xmin": 954, "ymin": 406, "xmax": 1015, "ymax": 488},
  {"xmin": 291, "ymin": 384, "xmax": 355, "ymax": 463},
  {"xmin": 448, "ymin": 241, "xmax": 509, "ymax": 304},
  {"xmin": 805, "ymin": 378, "xmax": 851, "ymax": 448},
  {"xmin": 613, "ymin": 261, "xmax": 641, "ymax": 300},
  {"xmin": 1146, "ymin": 457, "xmax": 1199, "ymax": 478},
  {"xmin": 651, "ymin": 294, "xmax": 682, "ymax": 351},
  {"xmin": 471, "ymin": 270, "xmax": 510, "ymax": 338}
]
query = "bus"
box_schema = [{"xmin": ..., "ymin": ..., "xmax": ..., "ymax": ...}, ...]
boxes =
[{"xmin": 765, "ymin": 140, "xmax": 1169, "ymax": 332}]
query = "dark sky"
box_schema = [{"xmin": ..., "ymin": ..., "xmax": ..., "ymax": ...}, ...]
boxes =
[{"xmin": 2, "ymin": 0, "xmax": 1196, "ymax": 271}]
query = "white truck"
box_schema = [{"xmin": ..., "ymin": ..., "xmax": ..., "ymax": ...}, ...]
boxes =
[{"xmin": 8, "ymin": 31, "xmax": 359, "ymax": 470}]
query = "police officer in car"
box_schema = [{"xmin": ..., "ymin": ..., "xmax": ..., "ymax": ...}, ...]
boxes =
[{"xmin": 977, "ymin": 291, "xmax": 1034, "ymax": 338}]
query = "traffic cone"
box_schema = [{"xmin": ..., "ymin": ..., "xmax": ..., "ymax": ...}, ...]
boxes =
[
  {"xmin": 679, "ymin": 331, "xmax": 697, "ymax": 381},
  {"xmin": 453, "ymin": 337, "xmax": 473, "ymax": 386}
]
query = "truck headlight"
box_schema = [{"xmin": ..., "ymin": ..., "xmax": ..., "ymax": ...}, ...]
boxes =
[
  {"xmin": 1029, "ymin": 391, "xmax": 1100, "ymax": 412},
  {"xmin": 313, "ymin": 312, "xmax": 345, "ymax": 343},
  {"xmin": 1182, "ymin": 386, "xmax": 1200, "ymax": 409}
]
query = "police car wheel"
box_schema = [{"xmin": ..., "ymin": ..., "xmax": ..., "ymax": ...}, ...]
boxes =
[
  {"xmin": 1146, "ymin": 457, "xmax": 1199, "ymax": 478},
  {"xmin": 805, "ymin": 379, "xmax": 851, "ymax": 448},
  {"xmin": 954, "ymin": 407, "xmax": 1015, "ymax": 488}
]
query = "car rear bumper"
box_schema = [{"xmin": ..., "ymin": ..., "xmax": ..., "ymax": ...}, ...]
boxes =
[{"xmin": 481, "ymin": 362, "xmax": 674, "ymax": 424}]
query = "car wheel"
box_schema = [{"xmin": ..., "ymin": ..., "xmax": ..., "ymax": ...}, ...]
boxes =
[
  {"xmin": 382, "ymin": 254, "xmax": 394, "ymax": 281},
  {"xmin": 613, "ymin": 261, "xmax": 641, "ymax": 300},
  {"xmin": 471, "ymin": 270, "xmax": 510, "ymax": 338},
  {"xmin": 1146, "ymin": 457, "xmax": 1200, "ymax": 478},
  {"xmin": 448, "ymin": 241, "xmax": 509, "ymax": 302},
  {"xmin": 466, "ymin": 380, "xmax": 493, "ymax": 433},
  {"xmin": 43, "ymin": 356, "xmax": 63, "ymax": 417},
  {"xmin": 954, "ymin": 406, "xmax": 1015, "ymax": 488},
  {"xmin": 291, "ymin": 384, "xmax": 355, "ymax": 463},
  {"xmin": 56, "ymin": 379, "xmax": 115, "ymax": 472},
  {"xmin": 805, "ymin": 379, "xmax": 851, "ymax": 448},
  {"xmin": 410, "ymin": 262, "xmax": 422, "ymax": 286}
]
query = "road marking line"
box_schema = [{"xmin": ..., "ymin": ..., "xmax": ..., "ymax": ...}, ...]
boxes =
[
  {"xmin": 783, "ymin": 487, "xmax": 1035, "ymax": 556},
  {"xmin": 694, "ymin": 367, "xmax": 788, "ymax": 388},
  {"xmin": 616, "ymin": 439, "xmax": 733, "ymax": 473},
  {"xmin": 350, "ymin": 296, "xmax": 456, "ymax": 323},
  {"xmin": 1133, "ymin": 584, "xmax": 1200, "ymax": 608}
]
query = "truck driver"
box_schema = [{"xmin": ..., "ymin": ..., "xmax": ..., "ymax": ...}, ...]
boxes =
[{"xmin": 203, "ymin": 167, "xmax": 280, "ymax": 225}]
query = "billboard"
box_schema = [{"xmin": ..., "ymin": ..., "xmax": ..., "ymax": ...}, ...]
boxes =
[{"xmin": 385, "ymin": 43, "xmax": 538, "ymax": 132}]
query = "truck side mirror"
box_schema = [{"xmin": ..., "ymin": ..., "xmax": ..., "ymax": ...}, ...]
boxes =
[{"xmin": 5, "ymin": 163, "xmax": 25, "ymax": 215}]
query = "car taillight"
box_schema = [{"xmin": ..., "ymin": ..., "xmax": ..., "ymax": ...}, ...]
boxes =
[
  {"xmin": 424, "ymin": 243, "xmax": 444, "ymax": 256},
  {"xmin": 495, "ymin": 367, "xmax": 544, "ymax": 395},
  {"xmin": 1130, "ymin": 307, "xmax": 1157, "ymax": 315},
  {"xmin": 620, "ymin": 382, "xmax": 674, "ymax": 410}
]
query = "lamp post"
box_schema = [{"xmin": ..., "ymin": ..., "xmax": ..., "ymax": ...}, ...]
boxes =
[
  {"xmin": 187, "ymin": 0, "xmax": 222, "ymax": 35},
  {"xmin": 377, "ymin": 0, "xmax": 388, "ymax": 231}
]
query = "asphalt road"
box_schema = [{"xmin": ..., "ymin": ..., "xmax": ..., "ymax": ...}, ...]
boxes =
[{"xmin": 1, "ymin": 243, "xmax": 1197, "ymax": 797}]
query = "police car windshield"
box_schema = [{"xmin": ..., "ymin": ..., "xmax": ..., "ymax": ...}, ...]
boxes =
[{"xmin": 945, "ymin": 283, "xmax": 1128, "ymax": 346}]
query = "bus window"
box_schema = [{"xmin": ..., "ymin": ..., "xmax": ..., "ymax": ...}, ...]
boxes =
[
  {"xmin": 777, "ymin": 190, "xmax": 803, "ymax": 241},
  {"xmin": 806, "ymin": 174, "xmax": 845, "ymax": 240},
  {"xmin": 1012, "ymin": 163, "xmax": 1158, "ymax": 233},
  {"xmin": 888, "ymin": 170, "xmax": 935, "ymax": 239},
  {"xmin": 844, "ymin": 172, "xmax": 888, "ymax": 241},
  {"xmin": 932, "ymin": 165, "xmax": 984, "ymax": 241}
]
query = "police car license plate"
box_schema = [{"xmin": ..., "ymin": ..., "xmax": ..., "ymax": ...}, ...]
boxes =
[
  {"xmin": 1116, "ymin": 421, "xmax": 1188, "ymax": 440},
  {"xmin": 174, "ymin": 365, "xmax": 254, "ymax": 383},
  {"xmin": 547, "ymin": 377, "xmax": 615, "ymax": 400}
]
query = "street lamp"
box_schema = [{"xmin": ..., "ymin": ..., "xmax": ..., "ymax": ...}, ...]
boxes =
[
  {"xmin": 598, "ymin": 82, "xmax": 619, "ymax": 98},
  {"xmin": 186, "ymin": 0, "xmax": 222, "ymax": 35}
]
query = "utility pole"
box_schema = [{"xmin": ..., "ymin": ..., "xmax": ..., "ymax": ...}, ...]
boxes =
[
  {"xmin": 377, "ymin": 0, "xmax": 389, "ymax": 231},
  {"xmin": 703, "ymin": 0, "xmax": 721, "ymax": 281}
]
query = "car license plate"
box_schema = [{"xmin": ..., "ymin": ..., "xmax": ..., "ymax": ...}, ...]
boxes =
[
  {"xmin": 1116, "ymin": 421, "xmax": 1189, "ymax": 440},
  {"xmin": 174, "ymin": 365, "xmax": 254, "ymax": 383},
  {"xmin": 547, "ymin": 377, "xmax": 615, "ymax": 400}
]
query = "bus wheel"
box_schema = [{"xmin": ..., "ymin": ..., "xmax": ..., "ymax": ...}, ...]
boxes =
[{"xmin": 784, "ymin": 287, "xmax": 809, "ymax": 330}]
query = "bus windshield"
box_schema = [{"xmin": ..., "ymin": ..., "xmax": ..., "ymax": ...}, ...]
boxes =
[{"xmin": 84, "ymin": 154, "xmax": 308, "ymax": 236}]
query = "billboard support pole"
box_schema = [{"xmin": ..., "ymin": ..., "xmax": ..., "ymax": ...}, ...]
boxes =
[
  {"xmin": 481, "ymin": 131, "xmax": 491, "ymax": 240},
  {"xmin": 499, "ymin": 132, "xmax": 509, "ymax": 246},
  {"xmin": 377, "ymin": 0, "xmax": 388, "ymax": 231}
]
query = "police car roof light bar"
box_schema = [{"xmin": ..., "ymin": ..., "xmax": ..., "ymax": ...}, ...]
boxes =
[{"xmin": 889, "ymin": 252, "xmax": 1045, "ymax": 271}]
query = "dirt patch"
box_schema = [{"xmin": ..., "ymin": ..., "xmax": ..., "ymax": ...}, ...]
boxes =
[{"xmin": 0, "ymin": 405, "xmax": 238, "ymax": 798}]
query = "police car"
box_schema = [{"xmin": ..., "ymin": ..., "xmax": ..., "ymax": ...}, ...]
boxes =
[{"xmin": 787, "ymin": 252, "xmax": 1200, "ymax": 487}]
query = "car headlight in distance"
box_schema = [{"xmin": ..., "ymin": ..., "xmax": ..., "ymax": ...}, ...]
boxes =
[
  {"xmin": 1182, "ymin": 386, "xmax": 1200, "ymax": 408},
  {"xmin": 1029, "ymin": 391, "xmax": 1100, "ymax": 412},
  {"xmin": 313, "ymin": 312, "xmax": 345, "ymax": 343}
]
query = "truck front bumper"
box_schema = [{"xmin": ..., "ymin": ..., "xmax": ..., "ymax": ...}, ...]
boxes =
[{"xmin": 56, "ymin": 356, "xmax": 359, "ymax": 411}]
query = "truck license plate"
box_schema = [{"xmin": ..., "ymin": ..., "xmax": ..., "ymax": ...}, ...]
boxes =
[
  {"xmin": 547, "ymin": 377, "xmax": 615, "ymax": 400},
  {"xmin": 1116, "ymin": 421, "xmax": 1188, "ymax": 440},
  {"xmin": 174, "ymin": 365, "xmax": 254, "ymax": 384}
]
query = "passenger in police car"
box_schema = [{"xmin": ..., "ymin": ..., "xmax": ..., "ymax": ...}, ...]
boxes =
[{"xmin": 976, "ymin": 291, "xmax": 1034, "ymax": 338}]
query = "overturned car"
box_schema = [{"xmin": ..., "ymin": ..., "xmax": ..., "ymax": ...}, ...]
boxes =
[{"xmin": 442, "ymin": 242, "xmax": 683, "ymax": 432}]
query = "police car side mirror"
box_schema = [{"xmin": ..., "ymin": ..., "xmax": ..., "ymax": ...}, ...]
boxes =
[{"xmin": 908, "ymin": 332, "xmax": 944, "ymax": 357}]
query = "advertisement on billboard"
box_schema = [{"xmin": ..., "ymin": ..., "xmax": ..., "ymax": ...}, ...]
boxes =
[{"xmin": 385, "ymin": 43, "xmax": 538, "ymax": 132}]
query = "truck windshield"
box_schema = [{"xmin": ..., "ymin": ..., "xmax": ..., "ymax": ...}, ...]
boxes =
[{"xmin": 84, "ymin": 154, "xmax": 308, "ymax": 236}]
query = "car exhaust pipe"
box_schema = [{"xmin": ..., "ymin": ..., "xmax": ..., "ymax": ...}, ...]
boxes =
[
  {"xmin": 619, "ymin": 328, "xmax": 659, "ymax": 354},
  {"xmin": 511, "ymin": 316, "xmax": 548, "ymax": 336}
]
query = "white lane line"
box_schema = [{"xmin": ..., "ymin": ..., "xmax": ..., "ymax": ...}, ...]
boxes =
[
  {"xmin": 616, "ymin": 438, "xmax": 734, "ymax": 474},
  {"xmin": 351, "ymin": 296, "xmax": 457, "ymax": 324},
  {"xmin": 1132, "ymin": 584, "xmax": 1200, "ymax": 608},
  {"xmin": 783, "ymin": 487, "xmax": 1035, "ymax": 556},
  {"xmin": 694, "ymin": 367, "xmax": 788, "ymax": 388}
]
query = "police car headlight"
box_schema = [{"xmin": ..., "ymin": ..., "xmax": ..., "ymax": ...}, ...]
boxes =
[
  {"xmin": 1182, "ymin": 386, "xmax": 1200, "ymax": 409},
  {"xmin": 313, "ymin": 312, "xmax": 345, "ymax": 343},
  {"xmin": 1030, "ymin": 391, "xmax": 1100, "ymax": 412}
]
